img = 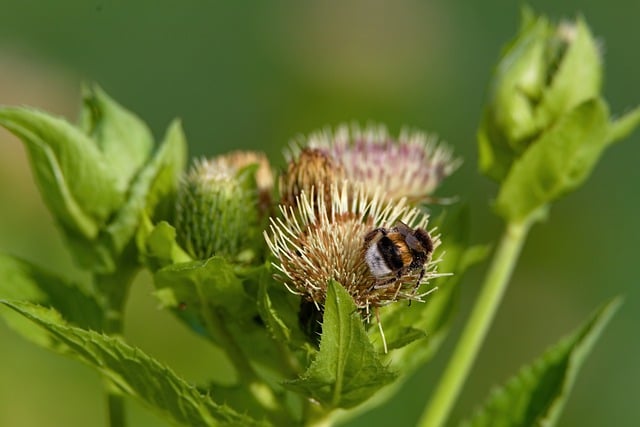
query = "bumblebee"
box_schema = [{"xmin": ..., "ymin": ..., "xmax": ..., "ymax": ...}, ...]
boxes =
[{"xmin": 363, "ymin": 221, "xmax": 434, "ymax": 290}]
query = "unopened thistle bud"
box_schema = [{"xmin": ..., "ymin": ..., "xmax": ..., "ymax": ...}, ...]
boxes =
[
  {"xmin": 479, "ymin": 8, "xmax": 602, "ymax": 181},
  {"xmin": 284, "ymin": 123, "xmax": 459, "ymax": 205},
  {"xmin": 175, "ymin": 151, "xmax": 273, "ymax": 261},
  {"xmin": 219, "ymin": 150, "xmax": 275, "ymax": 216},
  {"xmin": 264, "ymin": 183, "xmax": 442, "ymax": 312}
]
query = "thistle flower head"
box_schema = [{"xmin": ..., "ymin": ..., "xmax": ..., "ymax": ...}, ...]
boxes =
[
  {"xmin": 175, "ymin": 151, "xmax": 272, "ymax": 261},
  {"xmin": 278, "ymin": 148, "xmax": 345, "ymax": 207},
  {"xmin": 264, "ymin": 183, "xmax": 441, "ymax": 311},
  {"xmin": 285, "ymin": 124, "xmax": 460, "ymax": 204}
]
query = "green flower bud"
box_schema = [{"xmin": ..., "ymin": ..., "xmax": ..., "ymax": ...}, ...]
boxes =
[
  {"xmin": 175, "ymin": 151, "xmax": 273, "ymax": 262},
  {"xmin": 479, "ymin": 8, "xmax": 602, "ymax": 181}
]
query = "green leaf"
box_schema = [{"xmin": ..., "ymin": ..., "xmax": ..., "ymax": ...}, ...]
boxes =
[
  {"xmin": 66, "ymin": 119, "xmax": 188, "ymax": 273},
  {"xmin": 138, "ymin": 219, "xmax": 192, "ymax": 272},
  {"xmin": 256, "ymin": 263, "xmax": 309, "ymax": 349},
  {"xmin": 154, "ymin": 257, "xmax": 256, "ymax": 322},
  {"xmin": 102, "ymin": 120, "xmax": 186, "ymax": 264},
  {"xmin": 461, "ymin": 297, "xmax": 621, "ymax": 427},
  {"xmin": 1, "ymin": 300, "xmax": 265, "ymax": 427},
  {"xmin": 0, "ymin": 107, "xmax": 122, "ymax": 238},
  {"xmin": 478, "ymin": 9, "xmax": 550, "ymax": 181},
  {"xmin": 257, "ymin": 271, "xmax": 293, "ymax": 344},
  {"xmin": 285, "ymin": 281, "xmax": 396, "ymax": 409},
  {"xmin": 333, "ymin": 207, "xmax": 489, "ymax": 425},
  {"xmin": 79, "ymin": 84, "xmax": 154, "ymax": 193},
  {"xmin": 478, "ymin": 126, "xmax": 518, "ymax": 184},
  {"xmin": 156, "ymin": 262, "xmax": 291, "ymax": 381},
  {"xmin": 0, "ymin": 100, "xmax": 186, "ymax": 274},
  {"xmin": 147, "ymin": 242, "xmax": 291, "ymax": 377},
  {"xmin": 536, "ymin": 17, "xmax": 602, "ymax": 130},
  {"xmin": 495, "ymin": 99, "xmax": 609, "ymax": 222},
  {"xmin": 143, "ymin": 119, "xmax": 188, "ymax": 222},
  {"xmin": 0, "ymin": 254, "xmax": 103, "ymax": 334},
  {"xmin": 152, "ymin": 256, "xmax": 261, "ymax": 346}
]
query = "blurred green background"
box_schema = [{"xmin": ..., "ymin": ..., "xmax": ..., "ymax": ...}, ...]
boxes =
[{"xmin": 0, "ymin": 1, "xmax": 638, "ymax": 426}]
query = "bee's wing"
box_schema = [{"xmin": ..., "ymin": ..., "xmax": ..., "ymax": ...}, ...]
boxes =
[
  {"xmin": 404, "ymin": 232, "xmax": 422, "ymax": 251},
  {"xmin": 364, "ymin": 228, "xmax": 383, "ymax": 245},
  {"xmin": 395, "ymin": 221, "xmax": 411, "ymax": 235}
]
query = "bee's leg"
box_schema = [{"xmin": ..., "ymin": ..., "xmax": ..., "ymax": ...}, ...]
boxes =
[
  {"xmin": 414, "ymin": 268, "xmax": 425, "ymax": 292},
  {"xmin": 391, "ymin": 270, "xmax": 405, "ymax": 300},
  {"xmin": 363, "ymin": 228, "xmax": 386, "ymax": 246},
  {"xmin": 407, "ymin": 268, "xmax": 426, "ymax": 307},
  {"xmin": 369, "ymin": 275, "xmax": 396, "ymax": 291},
  {"xmin": 393, "ymin": 281, "xmax": 403, "ymax": 300}
]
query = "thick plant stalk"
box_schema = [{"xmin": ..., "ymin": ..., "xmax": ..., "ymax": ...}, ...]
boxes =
[
  {"xmin": 95, "ymin": 271, "xmax": 134, "ymax": 427},
  {"xmin": 418, "ymin": 214, "xmax": 537, "ymax": 427}
]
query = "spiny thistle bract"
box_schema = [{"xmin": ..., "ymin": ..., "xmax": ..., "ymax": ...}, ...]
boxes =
[
  {"xmin": 175, "ymin": 151, "xmax": 273, "ymax": 262},
  {"xmin": 269, "ymin": 122, "xmax": 456, "ymax": 335},
  {"xmin": 279, "ymin": 147, "xmax": 345, "ymax": 208}
]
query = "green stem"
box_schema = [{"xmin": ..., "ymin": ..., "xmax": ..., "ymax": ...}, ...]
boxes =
[
  {"xmin": 105, "ymin": 380, "xmax": 126, "ymax": 427},
  {"xmin": 303, "ymin": 401, "xmax": 333, "ymax": 427},
  {"xmin": 195, "ymin": 285, "xmax": 290, "ymax": 424},
  {"xmin": 418, "ymin": 217, "xmax": 534, "ymax": 427},
  {"xmin": 95, "ymin": 270, "xmax": 135, "ymax": 427},
  {"xmin": 205, "ymin": 309, "xmax": 259, "ymax": 383},
  {"xmin": 193, "ymin": 280, "xmax": 258, "ymax": 384}
]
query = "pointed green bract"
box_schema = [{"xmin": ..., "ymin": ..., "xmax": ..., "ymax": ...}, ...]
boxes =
[
  {"xmin": 90, "ymin": 119, "xmax": 187, "ymax": 272},
  {"xmin": 257, "ymin": 275, "xmax": 292, "ymax": 344},
  {"xmin": 0, "ymin": 107, "xmax": 122, "ymax": 238},
  {"xmin": 1, "ymin": 300, "xmax": 265, "ymax": 427},
  {"xmin": 285, "ymin": 281, "xmax": 396, "ymax": 410},
  {"xmin": 64, "ymin": 118, "xmax": 186, "ymax": 273},
  {"xmin": 536, "ymin": 17, "xmax": 601, "ymax": 129},
  {"xmin": 255, "ymin": 261, "xmax": 310, "ymax": 351},
  {"xmin": 461, "ymin": 297, "xmax": 621, "ymax": 427},
  {"xmin": 137, "ymin": 219, "xmax": 192, "ymax": 272},
  {"xmin": 79, "ymin": 84, "xmax": 154, "ymax": 193},
  {"xmin": 495, "ymin": 99, "xmax": 610, "ymax": 222},
  {"xmin": 144, "ymin": 119, "xmax": 189, "ymax": 222}
]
